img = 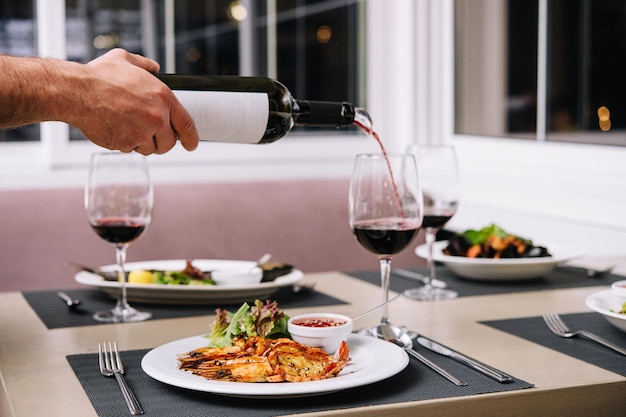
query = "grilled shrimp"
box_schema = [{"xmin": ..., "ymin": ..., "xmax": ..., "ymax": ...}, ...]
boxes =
[{"xmin": 178, "ymin": 336, "xmax": 351, "ymax": 383}]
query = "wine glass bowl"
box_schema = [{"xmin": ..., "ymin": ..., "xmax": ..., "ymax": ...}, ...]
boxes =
[
  {"xmin": 404, "ymin": 145, "xmax": 460, "ymax": 300},
  {"xmin": 349, "ymin": 153, "xmax": 423, "ymax": 335},
  {"xmin": 85, "ymin": 152, "xmax": 153, "ymax": 322}
]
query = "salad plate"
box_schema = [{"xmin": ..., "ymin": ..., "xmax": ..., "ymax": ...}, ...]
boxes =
[
  {"xmin": 585, "ymin": 289, "xmax": 626, "ymax": 333},
  {"xmin": 141, "ymin": 333, "xmax": 409, "ymax": 398},
  {"xmin": 75, "ymin": 259, "xmax": 303, "ymax": 304},
  {"xmin": 417, "ymin": 241, "xmax": 584, "ymax": 281}
]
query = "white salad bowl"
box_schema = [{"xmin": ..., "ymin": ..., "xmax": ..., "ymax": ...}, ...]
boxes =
[{"xmin": 416, "ymin": 241, "xmax": 584, "ymax": 281}]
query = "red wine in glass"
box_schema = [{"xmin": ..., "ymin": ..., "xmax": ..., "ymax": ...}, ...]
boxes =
[
  {"xmin": 421, "ymin": 213, "xmax": 454, "ymax": 229},
  {"xmin": 91, "ymin": 218, "xmax": 147, "ymax": 244},
  {"xmin": 348, "ymin": 153, "xmax": 423, "ymax": 338},
  {"xmin": 85, "ymin": 152, "xmax": 153, "ymax": 323},
  {"xmin": 404, "ymin": 145, "xmax": 460, "ymax": 301},
  {"xmin": 353, "ymin": 220, "xmax": 420, "ymax": 255}
]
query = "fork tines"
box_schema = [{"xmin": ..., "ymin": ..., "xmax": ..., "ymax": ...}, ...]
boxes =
[
  {"xmin": 293, "ymin": 281, "xmax": 316, "ymax": 293},
  {"xmin": 98, "ymin": 341, "xmax": 144, "ymax": 415},
  {"xmin": 99, "ymin": 341, "xmax": 124, "ymax": 373},
  {"xmin": 543, "ymin": 313, "xmax": 564, "ymax": 334}
]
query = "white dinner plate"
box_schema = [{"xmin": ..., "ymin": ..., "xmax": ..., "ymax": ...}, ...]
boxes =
[
  {"xmin": 75, "ymin": 259, "xmax": 303, "ymax": 304},
  {"xmin": 416, "ymin": 241, "xmax": 584, "ymax": 281},
  {"xmin": 141, "ymin": 333, "xmax": 409, "ymax": 398},
  {"xmin": 585, "ymin": 289, "xmax": 626, "ymax": 333}
]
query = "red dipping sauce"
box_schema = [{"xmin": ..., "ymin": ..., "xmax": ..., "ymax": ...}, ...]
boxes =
[{"xmin": 292, "ymin": 318, "xmax": 347, "ymax": 328}]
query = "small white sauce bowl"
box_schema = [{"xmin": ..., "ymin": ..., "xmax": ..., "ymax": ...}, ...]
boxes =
[
  {"xmin": 288, "ymin": 313, "xmax": 353, "ymax": 354},
  {"xmin": 611, "ymin": 280, "xmax": 626, "ymax": 298},
  {"xmin": 211, "ymin": 267, "xmax": 263, "ymax": 286}
]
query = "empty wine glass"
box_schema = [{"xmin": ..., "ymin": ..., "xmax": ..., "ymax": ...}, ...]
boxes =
[
  {"xmin": 404, "ymin": 144, "xmax": 460, "ymax": 300},
  {"xmin": 85, "ymin": 152, "xmax": 153, "ymax": 322},
  {"xmin": 349, "ymin": 153, "xmax": 423, "ymax": 336}
]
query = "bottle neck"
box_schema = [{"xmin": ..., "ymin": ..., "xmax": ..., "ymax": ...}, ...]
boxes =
[{"xmin": 293, "ymin": 100, "xmax": 357, "ymax": 127}]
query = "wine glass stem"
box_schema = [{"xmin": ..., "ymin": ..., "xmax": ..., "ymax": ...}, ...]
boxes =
[
  {"xmin": 115, "ymin": 244, "xmax": 130, "ymax": 312},
  {"xmin": 379, "ymin": 257, "xmax": 392, "ymax": 324},
  {"xmin": 425, "ymin": 228, "xmax": 437, "ymax": 290}
]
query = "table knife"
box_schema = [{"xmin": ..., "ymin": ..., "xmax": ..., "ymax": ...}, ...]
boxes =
[{"xmin": 416, "ymin": 336, "xmax": 514, "ymax": 383}]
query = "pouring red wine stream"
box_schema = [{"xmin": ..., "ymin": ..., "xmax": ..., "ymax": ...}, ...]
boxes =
[{"xmin": 353, "ymin": 120, "xmax": 406, "ymax": 221}]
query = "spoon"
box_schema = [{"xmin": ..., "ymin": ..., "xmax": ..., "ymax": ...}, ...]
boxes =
[
  {"xmin": 250, "ymin": 253, "xmax": 271, "ymax": 272},
  {"xmin": 556, "ymin": 264, "xmax": 616, "ymax": 278},
  {"xmin": 373, "ymin": 323, "xmax": 467, "ymax": 386},
  {"xmin": 57, "ymin": 291, "xmax": 81, "ymax": 309}
]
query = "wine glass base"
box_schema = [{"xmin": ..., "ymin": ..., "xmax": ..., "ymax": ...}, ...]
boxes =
[
  {"xmin": 93, "ymin": 305, "xmax": 152, "ymax": 323},
  {"xmin": 403, "ymin": 287, "xmax": 458, "ymax": 301}
]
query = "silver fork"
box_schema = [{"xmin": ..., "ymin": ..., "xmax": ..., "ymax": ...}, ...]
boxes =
[
  {"xmin": 293, "ymin": 281, "xmax": 316, "ymax": 293},
  {"xmin": 542, "ymin": 313, "xmax": 626, "ymax": 356},
  {"xmin": 98, "ymin": 342, "xmax": 144, "ymax": 415}
]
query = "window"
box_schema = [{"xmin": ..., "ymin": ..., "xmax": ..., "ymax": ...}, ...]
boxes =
[
  {"xmin": 1, "ymin": 0, "xmax": 381, "ymax": 189},
  {"xmin": 451, "ymin": 0, "xmax": 626, "ymax": 257},
  {"xmin": 0, "ymin": 1, "xmax": 38, "ymax": 142},
  {"xmin": 455, "ymin": 0, "xmax": 626, "ymax": 146},
  {"xmin": 3, "ymin": 0, "xmax": 625, "ymax": 258},
  {"xmin": 59, "ymin": 0, "xmax": 363, "ymax": 141}
]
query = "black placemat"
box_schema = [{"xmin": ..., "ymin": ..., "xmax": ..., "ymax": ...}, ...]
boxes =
[
  {"xmin": 348, "ymin": 266, "xmax": 625, "ymax": 297},
  {"xmin": 481, "ymin": 312, "xmax": 626, "ymax": 377},
  {"xmin": 23, "ymin": 287, "xmax": 345, "ymax": 329},
  {"xmin": 67, "ymin": 340, "xmax": 532, "ymax": 417}
]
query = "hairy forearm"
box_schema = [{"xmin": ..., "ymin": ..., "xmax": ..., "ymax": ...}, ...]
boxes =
[
  {"xmin": 0, "ymin": 54, "xmax": 85, "ymax": 128},
  {"xmin": 0, "ymin": 49, "xmax": 198, "ymax": 154}
]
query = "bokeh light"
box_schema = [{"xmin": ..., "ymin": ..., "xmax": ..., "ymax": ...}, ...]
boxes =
[
  {"xmin": 229, "ymin": 2, "xmax": 248, "ymax": 22},
  {"xmin": 316, "ymin": 25, "xmax": 332, "ymax": 43},
  {"xmin": 597, "ymin": 106, "xmax": 611, "ymax": 131}
]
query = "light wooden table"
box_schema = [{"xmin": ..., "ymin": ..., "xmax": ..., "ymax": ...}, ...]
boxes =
[{"xmin": 1, "ymin": 262, "xmax": 626, "ymax": 416}]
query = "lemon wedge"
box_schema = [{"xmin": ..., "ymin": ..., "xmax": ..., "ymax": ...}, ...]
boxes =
[{"xmin": 128, "ymin": 270, "xmax": 154, "ymax": 284}]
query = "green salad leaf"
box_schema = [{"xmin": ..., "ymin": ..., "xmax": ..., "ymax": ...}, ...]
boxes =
[
  {"xmin": 153, "ymin": 260, "xmax": 214, "ymax": 285},
  {"xmin": 206, "ymin": 300, "xmax": 290, "ymax": 347},
  {"xmin": 154, "ymin": 270, "xmax": 214, "ymax": 285},
  {"xmin": 461, "ymin": 223, "xmax": 530, "ymax": 245}
]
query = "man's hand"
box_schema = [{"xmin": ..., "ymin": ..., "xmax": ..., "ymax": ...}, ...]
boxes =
[{"xmin": 69, "ymin": 49, "xmax": 199, "ymax": 154}]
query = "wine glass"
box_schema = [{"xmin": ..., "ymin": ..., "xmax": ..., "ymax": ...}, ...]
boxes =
[
  {"xmin": 85, "ymin": 152, "xmax": 153, "ymax": 322},
  {"xmin": 349, "ymin": 153, "xmax": 423, "ymax": 336},
  {"xmin": 404, "ymin": 144, "xmax": 460, "ymax": 300}
]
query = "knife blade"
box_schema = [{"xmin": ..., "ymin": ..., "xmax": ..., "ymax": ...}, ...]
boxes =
[{"xmin": 416, "ymin": 336, "xmax": 514, "ymax": 383}]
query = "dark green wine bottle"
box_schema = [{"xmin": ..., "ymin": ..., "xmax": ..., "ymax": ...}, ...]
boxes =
[{"xmin": 156, "ymin": 74, "xmax": 370, "ymax": 144}]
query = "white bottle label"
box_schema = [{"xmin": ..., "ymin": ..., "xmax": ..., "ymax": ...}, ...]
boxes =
[{"xmin": 173, "ymin": 90, "xmax": 268, "ymax": 144}]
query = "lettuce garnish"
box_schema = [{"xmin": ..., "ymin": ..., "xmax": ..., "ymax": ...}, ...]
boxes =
[
  {"xmin": 461, "ymin": 223, "xmax": 531, "ymax": 246},
  {"xmin": 206, "ymin": 300, "xmax": 290, "ymax": 347}
]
